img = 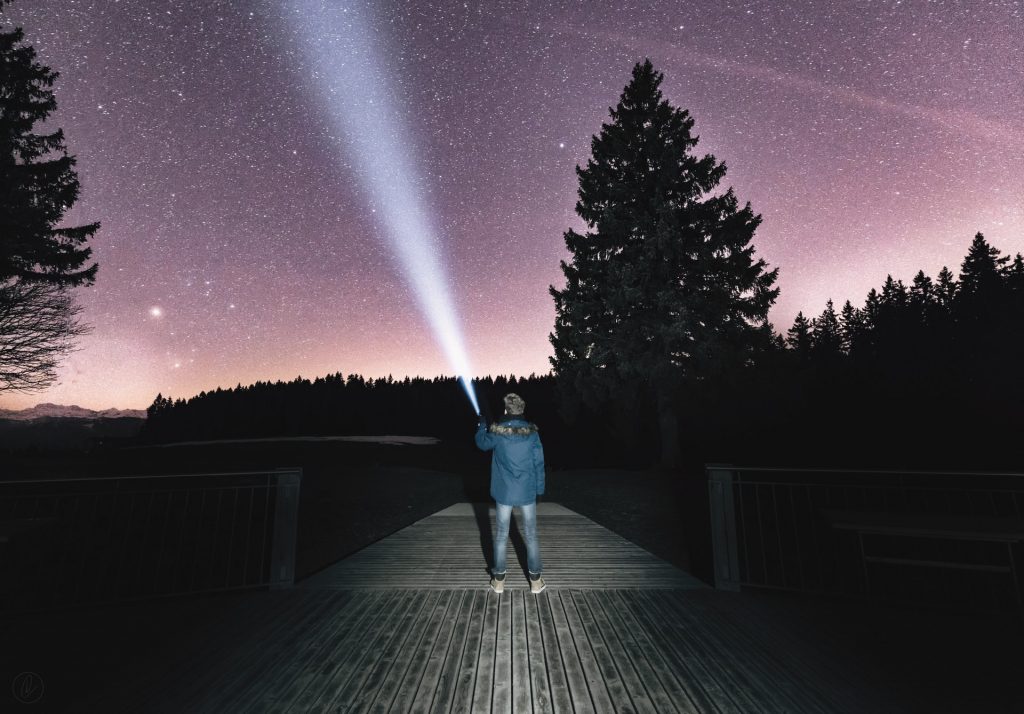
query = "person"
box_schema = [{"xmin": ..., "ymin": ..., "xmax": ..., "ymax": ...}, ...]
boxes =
[{"xmin": 475, "ymin": 392, "xmax": 546, "ymax": 594}]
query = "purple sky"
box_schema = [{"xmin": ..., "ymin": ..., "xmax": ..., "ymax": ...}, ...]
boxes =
[{"xmin": 2, "ymin": 0, "xmax": 1021, "ymax": 411}]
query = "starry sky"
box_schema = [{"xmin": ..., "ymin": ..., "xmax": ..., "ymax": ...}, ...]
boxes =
[{"xmin": 1, "ymin": 0, "xmax": 1021, "ymax": 411}]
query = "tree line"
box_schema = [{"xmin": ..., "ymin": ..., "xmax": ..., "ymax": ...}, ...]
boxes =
[
  {"xmin": 139, "ymin": 228, "xmax": 1024, "ymax": 470},
  {"xmin": 140, "ymin": 373, "xmax": 621, "ymax": 468}
]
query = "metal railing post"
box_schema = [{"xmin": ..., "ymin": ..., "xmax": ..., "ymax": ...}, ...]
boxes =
[
  {"xmin": 707, "ymin": 464, "xmax": 741, "ymax": 592},
  {"xmin": 269, "ymin": 468, "xmax": 302, "ymax": 589}
]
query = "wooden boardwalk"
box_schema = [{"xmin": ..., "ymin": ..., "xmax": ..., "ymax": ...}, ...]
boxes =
[
  {"xmin": 301, "ymin": 502, "xmax": 707, "ymax": 590},
  {"xmin": 1, "ymin": 502, "xmax": 953, "ymax": 712}
]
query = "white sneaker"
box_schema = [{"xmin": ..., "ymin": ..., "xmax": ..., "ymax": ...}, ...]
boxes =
[
  {"xmin": 530, "ymin": 576, "xmax": 546, "ymax": 594},
  {"xmin": 490, "ymin": 576, "xmax": 505, "ymax": 593}
]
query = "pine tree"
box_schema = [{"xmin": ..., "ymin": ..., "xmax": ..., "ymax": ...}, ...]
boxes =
[
  {"xmin": 909, "ymin": 270, "xmax": 933, "ymax": 306},
  {"xmin": 909, "ymin": 270, "xmax": 936, "ymax": 326},
  {"xmin": 935, "ymin": 266, "xmax": 958, "ymax": 310},
  {"xmin": 1006, "ymin": 254, "xmax": 1024, "ymax": 312},
  {"xmin": 839, "ymin": 300, "xmax": 864, "ymax": 354},
  {"xmin": 549, "ymin": 59, "xmax": 779, "ymax": 468},
  {"xmin": 879, "ymin": 275, "xmax": 908, "ymax": 308},
  {"xmin": 810, "ymin": 299, "xmax": 842, "ymax": 355},
  {"xmin": 959, "ymin": 232, "xmax": 1008, "ymax": 299},
  {"xmin": 1, "ymin": 7, "xmax": 98, "ymax": 391},
  {"xmin": 786, "ymin": 311, "xmax": 812, "ymax": 355},
  {"xmin": 0, "ymin": 8, "xmax": 98, "ymax": 285}
]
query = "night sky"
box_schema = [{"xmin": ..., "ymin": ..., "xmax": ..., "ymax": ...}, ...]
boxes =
[{"xmin": 2, "ymin": 0, "xmax": 1021, "ymax": 411}]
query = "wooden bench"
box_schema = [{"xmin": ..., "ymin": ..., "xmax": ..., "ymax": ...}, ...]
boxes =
[{"xmin": 820, "ymin": 509, "xmax": 1024, "ymax": 608}]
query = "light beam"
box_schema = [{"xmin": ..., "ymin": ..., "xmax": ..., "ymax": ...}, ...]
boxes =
[{"xmin": 285, "ymin": 0, "xmax": 480, "ymax": 414}]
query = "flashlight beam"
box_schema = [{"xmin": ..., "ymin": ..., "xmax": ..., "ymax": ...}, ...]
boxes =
[{"xmin": 286, "ymin": 1, "xmax": 479, "ymax": 414}]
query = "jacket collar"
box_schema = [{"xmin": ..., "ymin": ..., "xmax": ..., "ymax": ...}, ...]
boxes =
[{"xmin": 490, "ymin": 416, "xmax": 538, "ymax": 436}]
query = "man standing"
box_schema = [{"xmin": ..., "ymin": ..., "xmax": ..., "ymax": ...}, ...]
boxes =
[{"xmin": 475, "ymin": 392, "xmax": 546, "ymax": 593}]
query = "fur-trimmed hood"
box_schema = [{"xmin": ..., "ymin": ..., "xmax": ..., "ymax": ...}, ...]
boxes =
[{"xmin": 489, "ymin": 419, "xmax": 538, "ymax": 437}]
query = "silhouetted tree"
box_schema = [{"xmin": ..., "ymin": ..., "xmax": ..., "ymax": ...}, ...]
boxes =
[
  {"xmin": 810, "ymin": 299, "xmax": 842, "ymax": 356},
  {"xmin": 958, "ymin": 232, "xmax": 1008, "ymax": 300},
  {"xmin": 0, "ymin": 7, "xmax": 98, "ymax": 286},
  {"xmin": 0, "ymin": 279, "xmax": 90, "ymax": 391},
  {"xmin": 549, "ymin": 59, "xmax": 779, "ymax": 468},
  {"xmin": 838, "ymin": 300, "xmax": 864, "ymax": 354},
  {"xmin": 909, "ymin": 271, "xmax": 935, "ymax": 318},
  {"xmin": 0, "ymin": 4, "xmax": 98, "ymax": 390},
  {"xmin": 786, "ymin": 311, "xmax": 812, "ymax": 356},
  {"xmin": 935, "ymin": 266, "xmax": 958, "ymax": 309}
]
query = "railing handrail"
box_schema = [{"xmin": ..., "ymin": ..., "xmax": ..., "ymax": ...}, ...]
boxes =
[
  {"xmin": 705, "ymin": 463, "xmax": 1024, "ymax": 612},
  {"xmin": 0, "ymin": 467, "xmax": 303, "ymax": 486},
  {"xmin": 708, "ymin": 465, "xmax": 1024, "ymax": 479},
  {"xmin": 0, "ymin": 466, "xmax": 303, "ymax": 610}
]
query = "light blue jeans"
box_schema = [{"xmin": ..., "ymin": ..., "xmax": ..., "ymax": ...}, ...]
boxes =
[{"xmin": 492, "ymin": 501, "xmax": 542, "ymax": 578}]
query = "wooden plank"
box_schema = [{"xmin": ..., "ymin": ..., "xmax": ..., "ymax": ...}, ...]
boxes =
[
  {"xmin": 548, "ymin": 590, "xmax": 595, "ymax": 714},
  {"xmin": 651, "ymin": 591, "xmax": 826, "ymax": 713},
  {"xmin": 273, "ymin": 590, "xmax": 391, "ymax": 712},
  {"xmin": 410, "ymin": 589, "xmax": 471, "ymax": 714},
  {"xmin": 383, "ymin": 590, "xmax": 459, "ymax": 713},
  {"xmin": 610, "ymin": 589, "xmax": 724, "ymax": 714},
  {"xmin": 558, "ymin": 589, "xmax": 615, "ymax": 713},
  {"xmin": 676, "ymin": 591, "xmax": 876, "ymax": 714},
  {"xmin": 448, "ymin": 590, "xmax": 487, "ymax": 714},
  {"xmin": 349, "ymin": 590, "xmax": 442, "ymax": 713},
  {"xmin": 258, "ymin": 590, "xmax": 379, "ymax": 710},
  {"xmin": 286, "ymin": 591, "xmax": 401, "ymax": 712},
  {"xmin": 299, "ymin": 591, "xmax": 407, "ymax": 713},
  {"xmin": 313, "ymin": 590, "xmax": 427, "ymax": 712},
  {"xmin": 653, "ymin": 589, "xmax": 841, "ymax": 713},
  {"xmin": 492, "ymin": 590, "xmax": 513, "ymax": 714},
  {"xmin": 524, "ymin": 589, "xmax": 554, "ymax": 714},
  {"xmin": 639, "ymin": 590, "xmax": 784, "ymax": 713},
  {"xmin": 190, "ymin": 589, "xmax": 344, "ymax": 714},
  {"xmin": 575, "ymin": 590, "xmax": 658, "ymax": 714},
  {"xmin": 511, "ymin": 590, "xmax": 532, "ymax": 713},
  {"xmin": 589, "ymin": 590, "xmax": 683, "ymax": 714},
  {"xmin": 470, "ymin": 588, "xmax": 501, "ymax": 712},
  {"xmin": 568, "ymin": 590, "xmax": 639, "ymax": 713},
  {"xmin": 180, "ymin": 591, "xmax": 333, "ymax": 710},
  {"xmin": 537, "ymin": 591, "xmax": 573, "ymax": 714}
]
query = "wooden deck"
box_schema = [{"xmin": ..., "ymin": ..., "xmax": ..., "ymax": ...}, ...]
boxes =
[
  {"xmin": 300, "ymin": 502, "xmax": 707, "ymax": 590},
  {"xmin": 3, "ymin": 502, "xmax": 1020, "ymax": 712}
]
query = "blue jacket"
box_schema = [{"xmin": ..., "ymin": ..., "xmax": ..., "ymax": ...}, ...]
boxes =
[{"xmin": 475, "ymin": 416, "xmax": 546, "ymax": 506}]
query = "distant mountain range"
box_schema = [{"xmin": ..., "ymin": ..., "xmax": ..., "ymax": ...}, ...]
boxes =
[
  {"xmin": 0, "ymin": 403, "xmax": 146, "ymax": 451},
  {"xmin": 0, "ymin": 402, "xmax": 147, "ymax": 421}
]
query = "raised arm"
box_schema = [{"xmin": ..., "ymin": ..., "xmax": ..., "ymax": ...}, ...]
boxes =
[{"xmin": 475, "ymin": 420, "xmax": 498, "ymax": 451}]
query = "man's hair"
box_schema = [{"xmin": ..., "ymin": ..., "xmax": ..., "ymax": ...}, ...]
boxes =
[{"xmin": 503, "ymin": 392, "xmax": 526, "ymax": 415}]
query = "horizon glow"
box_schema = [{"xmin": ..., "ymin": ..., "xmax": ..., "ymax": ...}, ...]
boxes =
[{"xmin": 285, "ymin": 0, "xmax": 480, "ymax": 415}]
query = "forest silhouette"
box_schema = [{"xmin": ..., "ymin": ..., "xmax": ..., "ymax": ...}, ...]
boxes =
[{"xmin": 141, "ymin": 231, "xmax": 1024, "ymax": 471}]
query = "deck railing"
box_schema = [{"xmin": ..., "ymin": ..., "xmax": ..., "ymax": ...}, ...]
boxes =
[
  {"xmin": 0, "ymin": 468, "xmax": 301, "ymax": 612},
  {"xmin": 707, "ymin": 465, "xmax": 1024, "ymax": 612}
]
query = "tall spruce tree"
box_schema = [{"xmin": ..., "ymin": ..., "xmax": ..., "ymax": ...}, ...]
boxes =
[
  {"xmin": 549, "ymin": 59, "xmax": 779, "ymax": 468},
  {"xmin": 0, "ymin": 5, "xmax": 98, "ymax": 286},
  {"xmin": 838, "ymin": 300, "xmax": 863, "ymax": 354},
  {"xmin": 1, "ymin": 4, "xmax": 97, "ymax": 391},
  {"xmin": 786, "ymin": 311, "xmax": 812, "ymax": 356},
  {"xmin": 810, "ymin": 299, "xmax": 842, "ymax": 355},
  {"xmin": 958, "ymin": 232, "xmax": 1008, "ymax": 300}
]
